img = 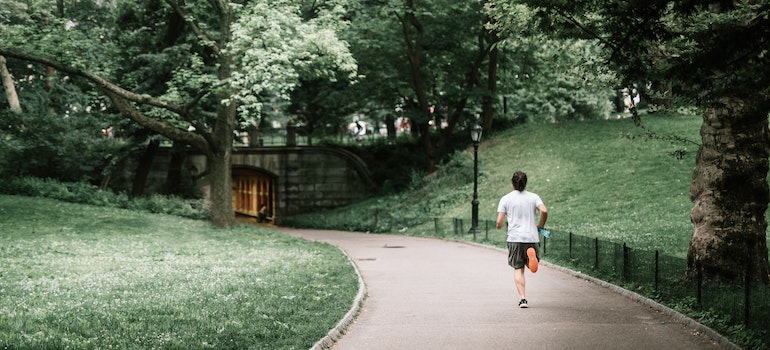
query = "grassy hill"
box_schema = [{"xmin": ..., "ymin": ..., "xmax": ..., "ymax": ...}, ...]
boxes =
[
  {"xmin": 287, "ymin": 112, "xmax": 760, "ymax": 258},
  {"xmin": 478, "ymin": 112, "xmax": 701, "ymax": 256}
]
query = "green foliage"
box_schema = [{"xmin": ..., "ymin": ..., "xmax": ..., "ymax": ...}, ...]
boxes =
[
  {"xmin": 541, "ymin": 230, "xmax": 770, "ymax": 350},
  {"xmin": 0, "ymin": 195, "xmax": 358, "ymax": 349},
  {"xmin": 1, "ymin": 0, "xmax": 358, "ymax": 227},
  {"xmin": 227, "ymin": 0, "xmax": 357, "ymax": 124},
  {"xmin": 0, "ymin": 177, "xmax": 208, "ymax": 220},
  {"xmin": 497, "ymin": 0, "xmax": 770, "ymax": 107},
  {"xmin": 0, "ymin": 0, "xmax": 119, "ymax": 75},
  {"xmin": 0, "ymin": 98, "xmax": 127, "ymax": 184},
  {"xmin": 499, "ymin": 38, "xmax": 615, "ymax": 123},
  {"xmin": 667, "ymin": 297, "xmax": 768, "ymax": 350},
  {"xmin": 337, "ymin": 136, "xmax": 428, "ymax": 194},
  {"xmin": 286, "ymin": 112, "xmax": 770, "ymax": 348}
]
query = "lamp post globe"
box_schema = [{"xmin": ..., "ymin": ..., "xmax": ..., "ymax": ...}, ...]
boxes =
[{"xmin": 469, "ymin": 124, "xmax": 482, "ymax": 235}]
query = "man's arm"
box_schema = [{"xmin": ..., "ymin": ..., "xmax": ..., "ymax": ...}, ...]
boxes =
[
  {"xmin": 496, "ymin": 212, "xmax": 506, "ymax": 230},
  {"xmin": 536, "ymin": 204, "xmax": 548, "ymax": 229}
]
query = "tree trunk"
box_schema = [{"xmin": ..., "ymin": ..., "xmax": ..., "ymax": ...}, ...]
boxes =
[
  {"xmin": 206, "ymin": 90, "xmax": 235, "ymax": 226},
  {"xmin": 386, "ymin": 114, "xmax": 396, "ymax": 141},
  {"xmin": 206, "ymin": 5, "xmax": 236, "ymax": 228},
  {"xmin": 132, "ymin": 139, "xmax": 160, "ymax": 197},
  {"xmin": 207, "ymin": 144, "xmax": 234, "ymax": 227},
  {"xmin": 688, "ymin": 96, "xmax": 770, "ymax": 284},
  {"xmin": 162, "ymin": 141, "xmax": 187, "ymax": 196},
  {"xmin": 0, "ymin": 56, "xmax": 22, "ymax": 114},
  {"xmin": 481, "ymin": 25, "xmax": 500, "ymax": 131}
]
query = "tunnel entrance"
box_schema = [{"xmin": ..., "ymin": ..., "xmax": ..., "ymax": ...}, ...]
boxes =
[{"xmin": 232, "ymin": 167, "xmax": 275, "ymax": 222}]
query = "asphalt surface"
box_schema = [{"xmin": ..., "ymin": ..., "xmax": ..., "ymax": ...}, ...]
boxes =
[{"xmin": 277, "ymin": 228, "xmax": 739, "ymax": 350}]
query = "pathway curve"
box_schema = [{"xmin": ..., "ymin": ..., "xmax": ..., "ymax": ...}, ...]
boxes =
[{"xmin": 277, "ymin": 228, "xmax": 736, "ymax": 350}]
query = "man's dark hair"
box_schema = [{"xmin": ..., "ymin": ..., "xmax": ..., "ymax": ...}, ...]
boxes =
[{"xmin": 512, "ymin": 171, "xmax": 527, "ymax": 191}]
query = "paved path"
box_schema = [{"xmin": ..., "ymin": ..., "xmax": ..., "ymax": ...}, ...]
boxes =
[{"xmin": 277, "ymin": 228, "xmax": 736, "ymax": 350}]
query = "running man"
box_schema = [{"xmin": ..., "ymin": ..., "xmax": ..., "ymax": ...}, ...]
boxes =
[{"xmin": 496, "ymin": 171, "xmax": 548, "ymax": 308}]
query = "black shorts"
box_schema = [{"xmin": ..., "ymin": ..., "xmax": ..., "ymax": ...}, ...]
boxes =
[{"xmin": 507, "ymin": 242, "xmax": 540, "ymax": 269}]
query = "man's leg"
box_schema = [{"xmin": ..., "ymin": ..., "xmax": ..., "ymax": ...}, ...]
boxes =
[
  {"xmin": 514, "ymin": 267, "xmax": 529, "ymax": 308},
  {"xmin": 514, "ymin": 267, "xmax": 526, "ymax": 300}
]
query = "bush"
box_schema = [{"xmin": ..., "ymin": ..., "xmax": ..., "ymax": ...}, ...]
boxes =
[
  {"xmin": 0, "ymin": 102, "xmax": 129, "ymax": 185},
  {"xmin": 0, "ymin": 176, "xmax": 208, "ymax": 220}
]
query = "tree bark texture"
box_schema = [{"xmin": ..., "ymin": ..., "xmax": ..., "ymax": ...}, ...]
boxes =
[
  {"xmin": 206, "ymin": 3, "xmax": 236, "ymax": 228},
  {"xmin": 688, "ymin": 96, "xmax": 770, "ymax": 284},
  {"xmin": 0, "ymin": 55, "xmax": 22, "ymax": 114}
]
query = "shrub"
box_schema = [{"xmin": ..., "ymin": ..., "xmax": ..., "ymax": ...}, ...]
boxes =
[{"xmin": 0, "ymin": 176, "xmax": 208, "ymax": 220}]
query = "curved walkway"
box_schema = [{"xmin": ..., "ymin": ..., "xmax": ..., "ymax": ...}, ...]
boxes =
[{"xmin": 277, "ymin": 228, "xmax": 739, "ymax": 350}]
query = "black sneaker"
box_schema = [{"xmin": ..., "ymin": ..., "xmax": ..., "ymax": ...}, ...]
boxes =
[{"xmin": 518, "ymin": 299, "xmax": 528, "ymax": 308}]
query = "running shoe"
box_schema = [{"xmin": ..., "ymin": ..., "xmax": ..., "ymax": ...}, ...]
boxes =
[
  {"xmin": 527, "ymin": 247, "xmax": 538, "ymax": 273},
  {"xmin": 519, "ymin": 299, "xmax": 528, "ymax": 308}
]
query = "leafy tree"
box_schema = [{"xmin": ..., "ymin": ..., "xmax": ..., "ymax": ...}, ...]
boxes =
[
  {"xmin": 285, "ymin": 0, "xmax": 360, "ymax": 142},
  {"xmin": 342, "ymin": 0, "xmax": 612, "ymax": 172},
  {"xmin": 0, "ymin": 0, "xmax": 356, "ymax": 227},
  {"xmin": 342, "ymin": 0, "xmax": 502, "ymax": 172},
  {"xmin": 491, "ymin": 0, "xmax": 770, "ymax": 283},
  {"xmin": 0, "ymin": 82, "xmax": 127, "ymax": 184},
  {"xmin": 496, "ymin": 36, "xmax": 614, "ymax": 124},
  {"xmin": 0, "ymin": 0, "xmax": 127, "ymax": 183}
]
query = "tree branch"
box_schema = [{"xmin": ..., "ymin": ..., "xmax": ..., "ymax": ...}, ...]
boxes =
[
  {"xmin": 554, "ymin": 8, "xmax": 615, "ymax": 50},
  {"xmin": 0, "ymin": 55, "xmax": 22, "ymax": 114},
  {"xmin": 0, "ymin": 49, "xmax": 213, "ymax": 152},
  {"xmin": 103, "ymin": 89, "xmax": 211, "ymax": 152},
  {"xmin": 0, "ymin": 49, "xmax": 204, "ymax": 119},
  {"xmin": 165, "ymin": 0, "xmax": 220, "ymax": 54}
]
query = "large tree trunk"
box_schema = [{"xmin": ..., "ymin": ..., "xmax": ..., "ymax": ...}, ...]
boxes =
[
  {"xmin": 0, "ymin": 56, "xmax": 22, "ymax": 114},
  {"xmin": 207, "ymin": 143, "xmax": 234, "ymax": 227},
  {"xmin": 688, "ymin": 96, "xmax": 770, "ymax": 284},
  {"xmin": 206, "ymin": 5, "xmax": 236, "ymax": 228},
  {"xmin": 206, "ymin": 90, "xmax": 236, "ymax": 226}
]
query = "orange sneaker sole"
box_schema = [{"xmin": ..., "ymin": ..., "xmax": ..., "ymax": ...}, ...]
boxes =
[{"xmin": 527, "ymin": 247, "xmax": 538, "ymax": 273}]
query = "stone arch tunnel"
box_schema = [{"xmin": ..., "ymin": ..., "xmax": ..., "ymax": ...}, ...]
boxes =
[{"xmin": 181, "ymin": 146, "xmax": 375, "ymax": 224}]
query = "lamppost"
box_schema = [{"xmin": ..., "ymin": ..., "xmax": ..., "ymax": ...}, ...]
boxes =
[{"xmin": 468, "ymin": 124, "xmax": 483, "ymax": 235}]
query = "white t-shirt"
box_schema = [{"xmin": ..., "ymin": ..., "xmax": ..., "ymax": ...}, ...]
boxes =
[{"xmin": 497, "ymin": 190, "xmax": 543, "ymax": 243}]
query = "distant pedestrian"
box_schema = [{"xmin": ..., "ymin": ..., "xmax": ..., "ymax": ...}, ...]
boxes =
[
  {"xmin": 496, "ymin": 171, "xmax": 548, "ymax": 308},
  {"xmin": 102, "ymin": 125, "xmax": 114, "ymax": 138},
  {"xmin": 258, "ymin": 205, "xmax": 269, "ymax": 223}
]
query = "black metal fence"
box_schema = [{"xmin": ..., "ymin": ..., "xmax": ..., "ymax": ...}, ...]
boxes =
[{"xmin": 424, "ymin": 217, "xmax": 770, "ymax": 348}]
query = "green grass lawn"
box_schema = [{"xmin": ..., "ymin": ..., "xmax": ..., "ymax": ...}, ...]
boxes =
[{"xmin": 0, "ymin": 195, "xmax": 358, "ymax": 349}]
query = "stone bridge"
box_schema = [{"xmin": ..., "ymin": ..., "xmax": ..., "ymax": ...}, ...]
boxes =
[{"xmin": 181, "ymin": 146, "xmax": 375, "ymax": 224}]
